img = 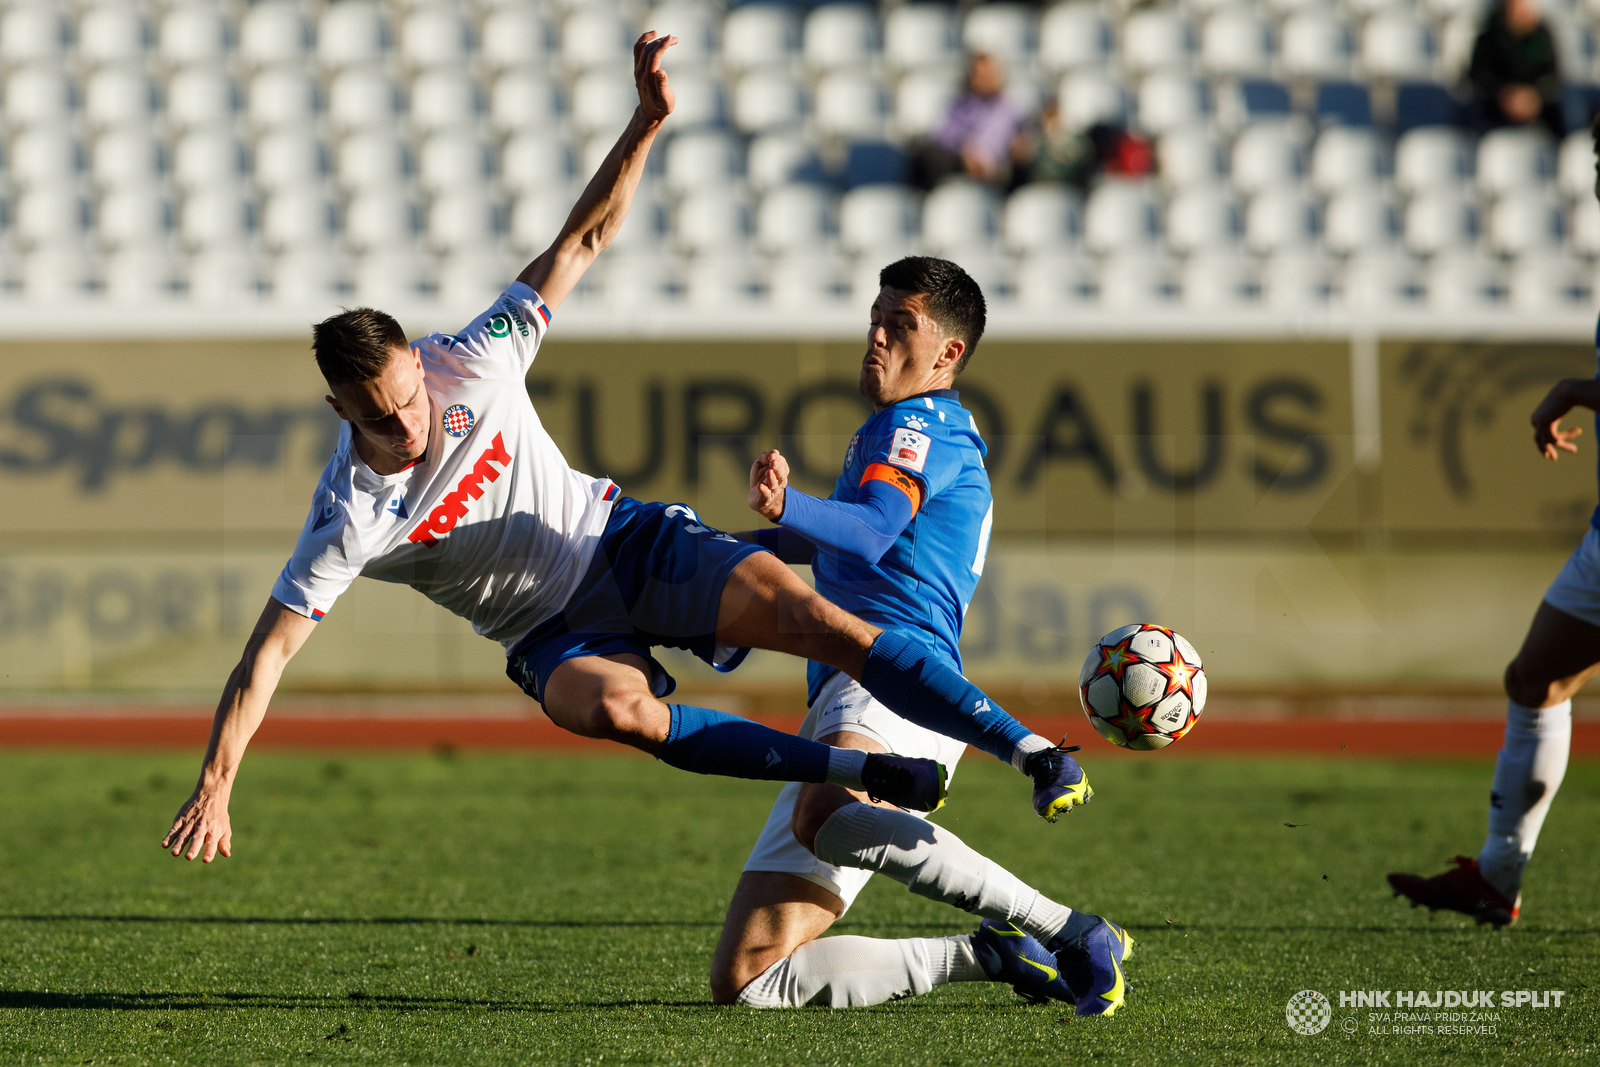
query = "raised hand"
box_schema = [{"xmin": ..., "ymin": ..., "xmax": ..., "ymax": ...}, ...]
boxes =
[
  {"xmin": 633, "ymin": 31, "xmax": 677, "ymax": 123},
  {"xmin": 161, "ymin": 782, "xmax": 233, "ymax": 863},
  {"xmin": 748, "ymin": 448, "xmax": 790, "ymax": 522},
  {"xmin": 1532, "ymin": 381, "xmax": 1583, "ymax": 462}
]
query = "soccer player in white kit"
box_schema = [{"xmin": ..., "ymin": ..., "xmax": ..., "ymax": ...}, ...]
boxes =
[{"xmin": 161, "ymin": 34, "xmax": 1092, "ymax": 870}]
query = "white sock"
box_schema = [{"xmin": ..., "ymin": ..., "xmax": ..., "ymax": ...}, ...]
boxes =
[
  {"xmin": 825, "ymin": 748, "xmax": 868, "ymax": 788},
  {"xmin": 1478, "ymin": 699, "xmax": 1571, "ymax": 898},
  {"xmin": 735, "ymin": 934, "xmax": 985, "ymax": 1008},
  {"xmin": 1010, "ymin": 734, "xmax": 1054, "ymax": 774},
  {"xmin": 813, "ymin": 801, "xmax": 1075, "ymax": 943}
]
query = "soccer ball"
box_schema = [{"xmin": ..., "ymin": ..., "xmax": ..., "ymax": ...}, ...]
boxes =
[{"xmin": 1079, "ymin": 624, "xmax": 1207, "ymax": 750}]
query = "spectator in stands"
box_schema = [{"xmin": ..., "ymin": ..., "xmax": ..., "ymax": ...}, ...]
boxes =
[
  {"xmin": 1468, "ymin": 0, "xmax": 1564, "ymax": 136},
  {"xmin": 1013, "ymin": 103, "xmax": 1154, "ymax": 189},
  {"xmin": 909, "ymin": 52, "xmax": 1026, "ymax": 190}
]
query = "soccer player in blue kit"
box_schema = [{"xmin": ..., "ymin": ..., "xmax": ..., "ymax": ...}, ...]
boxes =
[{"xmin": 708, "ymin": 259, "xmax": 1132, "ymax": 1015}]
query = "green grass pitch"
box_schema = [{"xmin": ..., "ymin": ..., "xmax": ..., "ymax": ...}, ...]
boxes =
[{"xmin": 0, "ymin": 750, "xmax": 1595, "ymax": 1065}]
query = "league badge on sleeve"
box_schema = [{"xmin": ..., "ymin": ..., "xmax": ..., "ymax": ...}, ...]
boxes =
[
  {"xmin": 888, "ymin": 427, "xmax": 931, "ymax": 473},
  {"xmin": 442, "ymin": 404, "xmax": 475, "ymax": 438}
]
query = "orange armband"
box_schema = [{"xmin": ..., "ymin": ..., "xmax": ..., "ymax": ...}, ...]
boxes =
[{"xmin": 860, "ymin": 462, "xmax": 923, "ymax": 514}]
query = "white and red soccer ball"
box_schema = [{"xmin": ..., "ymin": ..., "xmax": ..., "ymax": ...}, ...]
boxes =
[{"xmin": 1079, "ymin": 624, "xmax": 1207, "ymax": 750}]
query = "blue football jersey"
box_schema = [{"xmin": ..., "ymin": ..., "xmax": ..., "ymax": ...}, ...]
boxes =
[{"xmin": 807, "ymin": 388, "xmax": 994, "ymax": 702}]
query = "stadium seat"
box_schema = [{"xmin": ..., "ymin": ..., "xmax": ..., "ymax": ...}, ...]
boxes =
[
  {"xmin": 1083, "ymin": 179, "xmax": 1161, "ymax": 252},
  {"xmin": 1476, "ymin": 127, "xmax": 1555, "ymax": 197},
  {"xmin": 500, "ymin": 133, "xmax": 570, "ymax": 198},
  {"xmin": 598, "ymin": 250, "xmax": 679, "ymax": 307},
  {"xmin": 1322, "ymin": 188, "xmax": 1399, "ymax": 254},
  {"xmin": 509, "ymin": 192, "xmax": 570, "ymax": 254},
  {"xmin": 97, "ymin": 188, "xmax": 170, "ymax": 249},
  {"xmin": 400, "ymin": 4, "xmax": 471, "ymax": 71},
  {"xmin": 1425, "ymin": 249, "xmax": 1501, "ymax": 311},
  {"xmin": 343, "ymin": 189, "xmax": 419, "ymax": 252},
  {"xmin": 562, "ymin": 8, "xmax": 632, "ymax": 74},
  {"xmin": 1394, "ymin": 126, "xmax": 1472, "ymax": 193},
  {"xmin": 188, "ymin": 251, "xmax": 265, "ymax": 304},
  {"xmin": 1060, "ymin": 68, "xmax": 1131, "ymax": 129},
  {"xmin": 1394, "ymin": 81, "xmax": 1466, "ymax": 133},
  {"xmin": 1121, "ymin": 8, "xmax": 1193, "ymax": 76},
  {"xmin": 685, "ymin": 253, "xmax": 762, "ymax": 307},
  {"xmin": 165, "ymin": 67, "xmax": 238, "ymax": 132},
  {"xmin": 1279, "ymin": 11, "xmax": 1353, "ymax": 81},
  {"xmin": 411, "ymin": 71, "xmax": 480, "ymax": 133},
  {"xmin": 254, "ymin": 132, "xmax": 325, "ymax": 193},
  {"xmin": 1486, "ymin": 191, "xmax": 1564, "ymax": 256},
  {"xmin": 648, "ymin": 1, "xmax": 720, "ymax": 64},
  {"xmin": 1360, "ymin": 13, "xmax": 1435, "ymax": 81},
  {"xmin": 270, "ymin": 251, "xmax": 345, "ymax": 306},
  {"xmin": 1215, "ymin": 78, "xmax": 1292, "ymax": 133},
  {"xmin": 327, "ymin": 69, "xmax": 400, "ymax": 134},
  {"xmin": 1315, "ymin": 82, "xmax": 1372, "ymax": 127},
  {"xmin": 666, "ymin": 129, "xmax": 743, "ymax": 193},
  {"xmin": 159, "ymin": 4, "xmax": 229, "ymax": 67},
  {"xmin": 437, "ymin": 251, "xmax": 514, "ymax": 308},
  {"xmin": 428, "ymin": 191, "xmax": 498, "ymax": 254},
  {"xmin": 1038, "ymin": 2, "xmax": 1111, "ymax": 74},
  {"xmin": 756, "ymin": 183, "xmax": 836, "ymax": 254},
  {"xmin": 804, "ymin": 4, "xmax": 878, "ymax": 72},
  {"xmin": 1244, "ymin": 186, "xmax": 1317, "ymax": 253},
  {"xmin": 922, "ymin": 180, "xmax": 1000, "ymax": 253},
  {"xmin": 1309, "ymin": 126, "xmax": 1385, "ymax": 193},
  {"xmin": 85, "ymin": 67, "xmax": 156, "ymax": 130},
  {"xmin": 1570, "ymin": 196, "xmax": 1600, "ymax": 256},
  {"xmin": 767, "ymin": 251, "xmax": 850, "ymax": 309},
  {"xmin": 611, "ymin": 181, "xmax": 670, "ymax": 252},
  {"xmin": 1231, "ymin": 121, "xmax": 1308, "ymax": 194},
  {"xmin": 1259, "ymin": 249, "xmax": 1332, "ymax": 308},
  {"xmin": 732, "ymin": 71, "xmax": 806, "ymax": 134},
  {"xmin": 667, "ymin": 69, "xmax": 726, "ymax": 130},
  {"xmin": 238, "ymin": 2, "xmax": 310, "ymax": 70},
  {"xmin": 248, "ymin": 68, "xmax": 319, "ymax": 133},
  {"xmin": 103, "ymin": 250, "xmax": 181, "ymax": 305},
  {"xmin": 1562, "ymin": 84, "xmax": 1600, "ymax": 139},
  {"xmin": 417, "ymin": 132, "xmax": 492, "ymax": 195},
  {"xmin": 317, "ymin": 2, "xmax": 388, "ymax": 70},
  {"xmin": 1558, "ymin": 129, "xmax": 1596, "ymax": 200},
  {"xmin": 813, "ymin": 71, "xmax": 888, "ymax": 140},
  {"xmin": 941, "ymin": 249, "xmax": 1009, "ymax": 301},
  {"xmin": 1001, "ymin": 183, "xmax": 1081, "ymax": 254},
  {"xmin": 571, "ymin": 69, "xmax": 642, "ymax": 137},
  {"xmin": 1340, "ymin": 249, "xmax": 1422, "ymax": 309},
  {"xmin": 884, "ymin": 3, "xmax": 959, "ymax": 73},
  {"xmin": 749, "ymin": 131, "xmax": 825, "ymax": 190},
  {"xmin": 78, "ymin": 5, "xmax": 149, "ymax": 68},
  {"xmin": 489, "ymin": 73, "xmax": 561, "ymax": 134},
  {"xmin": 481, "ymin": 9, "xmax": 552, "ymax": 73},
  {"xmin": 722, "ymin": 3, "xmax": 799, "ymax": 73},
  {"xmin": 1137, "ymin": 72, "xmax": 1206, "ymax": 135},
  {"xmin": 5, "ymin": 65, "xmax": 73, "ymax": 128},
  {"xmin": 1098, "ymin": 251, "xmax": 1176, "ymax": 308},
  {"xmin": 1156, "ymin": 128, "xmax": 1225, "ymax": 188},
  {"xmin": 1165, "ymin": 185, "xmax": 1241, "ymax": 253},
  {"xmin": 961, "ymin": 3, "xmax": 1036, "ymax": 64},
  {"xmin": 180, "ymin": 189, "xmax": 251, "ymax": 251},
  {"xmin": 1180, "ymin": 251, "xmax": 1257, "ymax": 308},
  {"xmin": 92, "ymin": 130, "xmax": 164, "ymax": 191},
  {"xmin": 1200, "ymin": 8, "xmax": 1272, "ymax": 79},
  {"xmin": 895, "ymin": 69, "xmax": 961, "ymax": 138},
  {"xmin": 337, "ymin": 131, "xmax": 410, "ymax": 192},
  {"xmin": 1013, "ymin": 251, "xmax": 1094, "ymax": 309},
  {"xmin": 675, "ymin": 188, "xmax": 752, "ymax": 253},
  {"xmin": 1509, "ymin": 254, "xmax": 1589, "ymax": 311},
  {"xmin": 350, "ymin": 250, "xmax": 431, "ymax": 304},
  {"xmin": 839, "ymin": 183, "xmax": 920, "ymax": 255},
  {"xmin": 1404, "ymin": 187, "xmax": 1478, "ymax": 254},
  {"xmin": 1, "ymin": 6, "xmax": 66, "ymax": 64},
  {"xmin": 9, "ymin": 129, "xmax": 80, "ymax": 189}
]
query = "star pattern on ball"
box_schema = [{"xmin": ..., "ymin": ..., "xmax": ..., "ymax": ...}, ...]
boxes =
[
  {"xmin": 1109, "ymin": 698, "xmax": 1147, "ymax": 739},
  {"xmin": 1162, "ymin": 649, "xmax": 1198, "ymax": 697},
  {"xmin": 1098, "ymin": 639, "xmax": 1138, "ymax": 681}
]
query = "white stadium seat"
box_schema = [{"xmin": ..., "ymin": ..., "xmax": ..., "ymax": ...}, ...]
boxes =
[
  {"xmin": 1559, "ymin": 130, "xmax": 1597, "ymax": 200},
  {"xmin": 756, "ymin": 183, "xmax": 835, "ymax": 254},
  {"xmin": 317, "ymin": 2, "xmax": 388, "ymax": 70},
  {"xmin": 767, "ymin": 251, "xmax": 850, "ymax": 309},
  {"xmin": 607, "ymin": 181, "xmax": 668, "ymax": 252},
  {"xmin": 1309, "ymin": 126, "xmax": 1385, "ymax": 194},
  {"xmin": 5, "ymin": 65, "xmax": 73, "ymax": 128},
  {"xmin": 437, "ymin": 251, "xmax": 514, "ymax": 308},
  {"xmin": 1121, "ymin": 8, "xmax": 1193, "ymax": 75},
  {"xmin": 351, "ymin": 251, "xmax": 431, "ymax": 304},
  {"xmin": 962, "ymin": 3, "xmax": 1036, "ymax": 63},
  {"xmin": 159, "ymin": 5, "xmax": 229, "ymax": 66},
  {"xmin": 922, "ymin": 180, "xmax": 1000, "ymax": 253},
  {"xmin": 417, "ymin": 132, "xmax": 492, "ymax": 194},
  {"xmin": 1059, "ymin": 68, "xmax": 1130, "ymax": 129},
  {"xmin": 1157, "ymin": 129, "xmax": 1225, "ymax": 188},
  {"xmin": 489, "ymin": 73, "xmax": 561, "ymax": 134},
  {"xmin": 668, "ymin": 69, "xmax": 726, "ymax": 129},
  {"xmin": 1260, "ymin": 249, "xmax": 1332, "ymax": 309},
  {"xmin": 343, "ymin": 189, "xmax": 418, "ymax": 252},
  {"xmin": 166, "ymin": 67, "xmax": 238, "ymax": 132},
  {"xmin": 1404, "ymin": 187, "xmax": 1478, "ymax": 254},
  {"xmin": 732, "ymin": 71, "xmax": 806, "ymax": 134},
  {"xmin": 748, "ymin": 132, "xmax": 815, "ymax": 191},
  {"xmin": 1083, "ymin": 180, "xmax": 1161, "ymax": 252},
  {"xmin": 562, "ymin": 9, "xmax": 632, "ymax": 73},
  {"xmin": 411, "ymin": 71, "xmax": 480, "ymax": 133},
  {"xmin": 327, "ymin": 69, "xmax": 400, "ymax": 133},
  {"xmin": 97, "ymin": 188, "xmax": 170, "ymax": 249},
  {"xmin": 248, "ymin": 68, "xmax": 319, "ymax": 133},
  {"xmin": 1476, "ymin": 127, "xmax": 1555, "ymax": 197},
  {"xmin": 648, "ymin": 2, "xmax": 720, "ymax": 65},
  {"xmin": 1180, "ymin": 251, "xmax": 1257, "ymax": 308},
  {"xmin": 92, "ymin": 130, "xmax": 164, "ymax": 191},
  {"xmin": 1014, "ymin": 252, "xmax": 1093, "ymax": 309},
  {"xmin": 1098, "ymin": 251, "xmax": 1176, "ymax": 308},
  {"xmin": 338, "ymin": 131, "xmax": 410, "ymax": 192},
  {"xmin": 804, "ymin": 4, "xmax": 879, "ymax": 72},
  {"xmin": 255, "ymin": 132, "xmax": 325, "ymax": 193},
  {"xmin": 597, "ymin": 250, "xmax": 678, "ymax": 307},
  {"xmin": 1394, "ymin": 127, "xmax": 1472, "ymax": 194},
  {"xmin": 1509, "ymin": 254, "xmax": 1589, "ymax": 311},
  {"xmin": 1244, "ymin": 186, "xmax": 1317, "ymax": 253},
  {"xmin": 9, "ymin": 129, "xmax": 80, "ymax": 189},
  {"xmin": 1486, "ymin": 191, "xmax": 1563, "ymax": 256},
  {"xmin": 1322, "ymin": 188, "xmax": 1399, "ymax": 254},
  {"xmin": 1200, "ymin": 9, "xmax": 1272, "ymax": 79},
  {"xmin": 2, "ymin": 6, "xmax": 66, "ymax": 63},
  {"xmin": 23, "ymin": 249, "xmax": 94, "ymax": 301},
  {"xmin": 722, "ymin": 4, "xmax": 798, "ymax": 72},
  {"xmin": 1437, "ymin": 10, "xmax": 1480, "ymax": 80},
  {"xmin": 1231, "ymin": 122, "xmax": 1308, "ymax": 194},
  {"xmin": 481, "ymin": 10, "xmax": 552, "ymax": 73},
  {"xmin": 885, "ymin": 3, "xmax": 958, "ymax": 72},
  {"xmin": 509, "ymin": 192, "xmax": 571, "ymax": 254},
  {"xmin": 942, "ymin": 249, "xmax": 1008, "ymax": 301},
  {"xmin": 1360, "ymin": 13, "xmax": 1434, "ymax": 81},
  {"xmin": 571, "ymin": 69, "xmax": 642, "ymax": 137},
  {"xmin": 1137, "ymin": 72, "xmax": 1206, "ymax": 135},
  {"xmin": 1570, "ymin": 197, "xmax": 1600, "ymax": 256},
  {"xmin": 500, "ymin": 132, "xmax": 570, "ymax": 196},
  {"xmin": 104, "ymin": 250, "xmax": 180, "ymax": 305},
  {"xmin": 813, "ymin": 71, "xmax": 887, "ymax": 140},
  {"xmin": 1038, "ymin": 2, "xmax": 1111, "ymax": 74},
  {"xmin": 180, "ymin": 189, "xmax": 251, "ymax": 251},
  {"xmin": 428, "ymin": 191, "xmax": 498, "ymax": 254},
  {"xmin": 1279, "ymin": 11, "xmax": 1353, "ymax": 81},
  {"xmin": 1340, "ymin": 249, "xmax": 1421, "ymax": 309},
  {"xmin": 1165, "ymin": 185, "xmax": 1240, "ymax": 253},
  {"xmin": 78, "ymin": 5, "xmax": 148, "ymax": 67},
  {"xmin": 685, "ymin": 253, "xmax": 762, "ymax": 307},
  {"xmin": 271, "ymin": 251, "xmax": 345, "ymax": 306},
  {"xmin": 895, "ymin": 69, "xmax": 960, "ymax": 138},
  {"xmin": 188, "ymin": 251, "xmax": 265, "ymax": 304},
  {"xmin": 84, "ymin": 68, "xmax": 156, "ymax": 130},
  {"xmin": 674, "ymin": 189, "xmax": 751, "ymax": 253},
  {"xmin": 839, "ymin": 184, "xmax": 920, "ymax": 255},
  {"xmin": 666, "ymin": 129, "xmax": 743, "ymax": 193},
  {"xmin": 1425, "ymin": 250, "xmax": 1501, "ymax": 311},
  {"xmin": 400, "ymin": 5, "xmax": 471, "ymax": 71},
  {"xmin": 1002, "ymin": 183, "xmax": 1081, "ymax": 254},
  {"xmin": 238, "ymin": 2, "xmax": 310, "ymax": 69}
]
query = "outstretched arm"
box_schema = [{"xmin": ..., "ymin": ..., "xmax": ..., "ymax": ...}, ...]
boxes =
[
  {"xmin": 747, "ymin": 449, "xmax": 917, "ymax": 566},
  {"xmin": 161, "ymin": 598, "xmax": 316, "ymax": 862},
  {"xmin": 1532, "ymin": 378, "xmax": 1600, "ymax": 461},
  {"xmin": 517, "ymin": 31, "xmax": 676, "ymax": 311}
]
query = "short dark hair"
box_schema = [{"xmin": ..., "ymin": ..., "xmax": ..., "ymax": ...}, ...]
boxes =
[
  {"xmin": 878, "ymin": 256, "xmax": 987, "ymax": 372},
  {"xmin": 312, "ymin": 307, "xmax": 408, "ymax": 385}
]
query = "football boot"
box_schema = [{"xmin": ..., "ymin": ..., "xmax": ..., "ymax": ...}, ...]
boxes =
[
  {"xmin": 1025, "ymin": 743, "xmax": 1092, "ymax": 822},
  {"xmin": 860, "ymin": 752, "xmax": 948, "ymax": 812},
  {"xmin": 971, "ymin": 920, "xmax": 1077, "ymax": 1005},
  {"xmin": 1049, "ymin": 914, "xmax": 1133, "ymax": 1017},
  {"xmin": 1387, "ymin": 855, "xmax": 1520, "ymax": 928}
]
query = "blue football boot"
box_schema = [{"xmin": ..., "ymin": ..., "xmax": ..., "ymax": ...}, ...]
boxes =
[
  {"xmin": 860, "ymin": 752, "xmax": 948, "ymax": 812},
  {"xmin": 1024, "ymin": 743, "xmax": 1092, "ymax": 822},
  {"xmin": 1049, "ymin": 913, "xmax": 1133, "ymax": 1017},
  {"xmin": 971, "ymin": 920, "xmax": 1077, "ymax": 1005}
]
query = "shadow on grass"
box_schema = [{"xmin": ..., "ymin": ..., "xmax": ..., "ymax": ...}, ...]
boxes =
[{"xmin": 0, "ymin": 990, "xmax": 713, "ymax": 1012}]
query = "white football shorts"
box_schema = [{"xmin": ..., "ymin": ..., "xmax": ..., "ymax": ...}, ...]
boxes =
[
  {"xmin": 740, "ymin": 670, "xmax": 969, "ymax": 912},
  {"xmin": 1543, "ymin": 526, "xmax": 1600, "ymax": 628}
]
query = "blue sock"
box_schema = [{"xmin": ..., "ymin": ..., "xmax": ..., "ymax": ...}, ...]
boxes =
[
  {"xmin": 861, "ymin": 630, "xmax": 1033, "ymax": 764},
  {"xmin": 658, "ymin": 705, "xmax": 831, "ymax": 783}
]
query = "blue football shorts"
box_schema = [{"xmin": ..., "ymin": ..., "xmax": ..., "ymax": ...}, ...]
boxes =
[
  {"xmin": 506, "ymin": 497, "xmax": 768, "ymax": 704},
  {"xmin": 1543, "ymin": 525, "xmax": 1600, "ymax": 628}
]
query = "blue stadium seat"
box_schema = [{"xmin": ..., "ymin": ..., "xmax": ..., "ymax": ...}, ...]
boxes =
[
  {"xmin": 843, "ymin": 142, "xmax": 908, "ymax": 188},
  {"xmin": 1562, "ymin": 85, "xmax": 1600, "ymax": 138},
  {"xmin": 1239, "ymin": 80, "xmax": 1291, "ymax": 120},
  {"xmin": 1316, "ymin": 82, "xmax": 1371, "ymax": 127},
  {"xmin": 1395, "ymin": 82, "xmax": 1465, "ymax": 134}
]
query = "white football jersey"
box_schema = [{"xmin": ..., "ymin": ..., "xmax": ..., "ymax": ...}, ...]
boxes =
[{"xmin": 271, "ymin": 283, "xmax": 618, "ymax": 648}]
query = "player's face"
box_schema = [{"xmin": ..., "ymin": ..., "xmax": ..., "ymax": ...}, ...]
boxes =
[
  {"xmin": 862, "ymin": 288, "xmax": 957, "ymax": 410},
  {"xmin": 325, "ymin": 346, "xmax": 432, "ymax": 474}
]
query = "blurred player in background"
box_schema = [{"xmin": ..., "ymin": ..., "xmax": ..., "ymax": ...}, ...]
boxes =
[
  {"xmin": 1388, "ymin": 117, "xmax": 1600, "ymax": 926},
  {"xmin": 162, "ymin": 35, "xmax": 1088, "ymax": 868},
  {"xmin": 709, "ymin": 259, "xmax": 1131, "ymax": 1016}
]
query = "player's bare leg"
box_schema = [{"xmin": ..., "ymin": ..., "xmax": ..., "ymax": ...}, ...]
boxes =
[{"xmin": 540, "ymin": 653, "xmax": 671, "ymax": 753}]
